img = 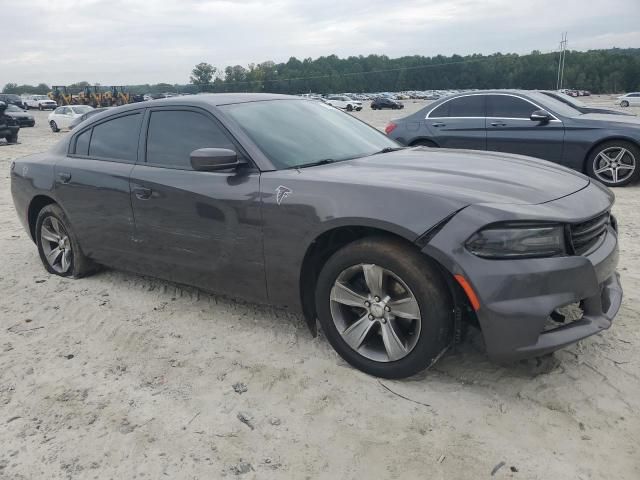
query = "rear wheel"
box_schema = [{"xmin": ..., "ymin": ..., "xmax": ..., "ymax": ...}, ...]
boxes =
[
  {"xmin": 586, "ymin": 140, "xmax": 640, "ymax": 187},
  {"xmin": 5, "ymin": 133, "xmax": 18, "ymax": 144},
  {"xmin": 621, "ymin": 100, "xmax": 629, "ymax": 108},
  {"xmin": 346, "ymin": 104, "xmax": 353, "ymax": 112},
  {"xmin": 49, "ymin": 120, "xmax": 59, "ymax": 132},
  {"xmin": 315, "ymin": 237, "xmax": 453, "ymax": 378},
  {"xmin": 411, "ymin": 139, "xmax": 437, "ymax": 148},
  {"xmin": 35, "ymin": 204, "xmax": 95, "ymax": 278},
  {"xmin": 39, "ymin": 104, "xmax": 43, "ymax": 111}
]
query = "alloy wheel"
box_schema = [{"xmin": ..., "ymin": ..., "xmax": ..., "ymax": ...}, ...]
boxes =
[
  {"xmin": 592, "ymin": 146, "xmax": 636, "ymax": 185},
  {"xmin": 40, "ymin": 216, "xmax": 73, "ymax": 274},
  {"xmin": 329, "ymin": 263, "xmax": 422, "ymax": 362}
]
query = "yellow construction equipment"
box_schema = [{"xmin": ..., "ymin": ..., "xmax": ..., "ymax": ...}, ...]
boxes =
[{"xmin": 48, "ymin": 86, "xmax": 74, "ymax": 106}]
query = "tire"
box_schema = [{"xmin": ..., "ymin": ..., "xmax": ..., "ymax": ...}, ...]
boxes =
[
  {"xmin": 39, "ymin": 104, "xmax": 43, "ymax": 111},
  {"xmin": 5, "ymin": 134, "xmax": 18, "ymax": 144},
  {"xmin": 35, "ymin": 204, "xmax": 95, "ymax": 278},
  {"xmin": 411, "ymin": 140, "xmax": 437, "ymax": 148},
  {"xmin": 49, "ymin": 120, "xmax": 59, "ymax": 132},
  {"xmin": 346, "ymin": 104, "xmax": 353, "ymax": 112},
  {"xmin": 315, "ymin": 236, "xmax": 453, "ymax": 378},
  {"xmin": 621, "ymin": 101, "xmax": 629, "ymax": 108},
  {"xmin": 586, "ymin": 140, "xmax": 640, "ymax": 187}
]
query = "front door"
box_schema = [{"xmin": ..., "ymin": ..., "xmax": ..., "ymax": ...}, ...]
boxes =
[
  {"xmin": 485, "ymin": 94, "xmax": 565, "ymax": 163},
  {"xmin": 129, "ymin": 107, "xmax": 266, "ymax": 302}
]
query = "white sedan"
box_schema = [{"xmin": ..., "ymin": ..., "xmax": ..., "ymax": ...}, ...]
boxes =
[
  {"xmin": 324, "ymin": 95, "xmax": 362, "ymax": 111},
  {"xmin": 617, "ymin": 93, "xmax": 640, "ymax": 108},
  {"xmin": 48, "ymin": 105, "xmax": 94, "ymax": 132}
]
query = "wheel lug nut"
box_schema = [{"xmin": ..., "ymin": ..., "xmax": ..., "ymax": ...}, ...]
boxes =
[
  {"xmin": 381, "ymin": 318, "xmax": 387, "ymax": 324},
  {"xmin": 368, "ymin": 314, "xmax": 374, "ymax": 320},
  {"xmin": 374, "ymin": 296, "xmax": 380, "ymax": 302},
  {"xmin": 385, "ymin": 305, "xmax": 391, "ymax": 312},
  {"xmin": 364, "ymin": 301, "xmax": 370, "ymax": 307}
]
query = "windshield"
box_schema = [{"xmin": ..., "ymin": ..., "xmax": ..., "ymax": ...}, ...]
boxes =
[
  {"xmin": 529, "ymin": 92, "xmax": 582, "ymax": 117},
  {"xmin": 71, "ymin": 106, "xmax": 93, "ymax": 114},
  {"xmin": 542, "ymin": 91, "xmax": 588, "ymax": 108},
  {"xmin": 221, "ymin": 99, "xmax": 398, "ymax": 169}
]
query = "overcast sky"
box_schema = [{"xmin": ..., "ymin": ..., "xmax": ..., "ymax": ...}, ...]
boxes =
[{"xmin": 3, "ymin": 0, "xmax": 639, "ymax": 87}]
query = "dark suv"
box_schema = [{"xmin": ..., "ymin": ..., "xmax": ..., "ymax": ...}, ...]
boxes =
[
  {"xmin": 371, "ymin": 97, "xmax": 404, "ymax": 110},
  {"xmin": 0, "ymin": 94, "xmax": 28, "ymax": 110},
  {"xmin": 0, "ymin": 101, "xmax": 20, "ymax": 143}
]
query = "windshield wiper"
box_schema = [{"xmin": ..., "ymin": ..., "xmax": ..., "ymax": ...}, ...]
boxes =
[
  {"xmin": 287, "ymin": 158, "xmax": 337, "ymax": 169},
  {"xmin": 367, "ymin": 146, "xmax": 406, "ymax": 156}
]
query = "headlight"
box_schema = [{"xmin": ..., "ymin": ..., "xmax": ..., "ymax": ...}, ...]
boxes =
[{"xmin": 466, "ymin": 224, "xmax": 566, "ymax": 259}]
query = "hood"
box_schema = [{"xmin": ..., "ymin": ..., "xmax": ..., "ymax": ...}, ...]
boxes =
[
  {"xmin": 300, "ymin": 147, "xmax": 590, "ymax": 206},
  {"xmin": 577, "ymin": 112, "xmax": 640, "ymax": 126}
]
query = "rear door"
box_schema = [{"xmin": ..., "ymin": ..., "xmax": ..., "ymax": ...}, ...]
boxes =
[
  {"xmin": 424, "ymin": 94, "xmax": 486, "ymax": 150},
  {"xmin": 129, "ymin": 106, "xmax": 266, "ymax": 302},
  {"xmin": 54, "ymin": 110, "xmax": 142, "ymax": 265},
  {"xmin": 485, "ymin": 94, "xmax": 565, "ymax": 162}
]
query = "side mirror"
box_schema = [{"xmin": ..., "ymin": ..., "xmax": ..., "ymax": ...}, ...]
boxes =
[
  {"xmin": 190, "ymin": 148, "xmax": 244, "ymax": 171},
  {"xmin": 530, "ymin": 109, "xmax": 552, "ymax": 123}
]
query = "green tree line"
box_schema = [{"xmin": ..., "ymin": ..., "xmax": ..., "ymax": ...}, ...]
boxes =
[{"xmin": 4, "ymin": 48, "xmax": 640, "ymax": 96}]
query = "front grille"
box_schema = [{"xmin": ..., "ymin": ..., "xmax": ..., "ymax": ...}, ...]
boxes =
[{"xmin": 568, "ymin": 211, "xmax": 609, "ymax": 255}]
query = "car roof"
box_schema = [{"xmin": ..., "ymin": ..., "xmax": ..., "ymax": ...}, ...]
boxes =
[{"xmin": 108, "ymin": 93, "xmax": 297, "ymax": 114}]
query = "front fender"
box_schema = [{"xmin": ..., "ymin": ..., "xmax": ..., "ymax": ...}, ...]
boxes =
[{"xmin": 260, "ymin": 170, "xmax": 467, "ymax": 311}]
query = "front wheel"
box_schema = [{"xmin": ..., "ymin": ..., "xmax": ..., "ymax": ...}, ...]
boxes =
[
  {"xmin": 315, "ymin": 237, "xmax": 453, "ymax": 378},
  {"xmin": 5, "ymin": 133, "xmax": 18, "ymax": 144},
  {"xmin": 49, "ymin": 120, "xmax": 59, "ymax": 132},
  {"xmin": 586, "ymin": 140, "xmax": 640, "ymax": 187},
  {"xmin": 35, "ymin": 204, "xmax": 95, "ymax": 278},
  {"xmin": 346, "ymin": 104, "xmax": 353, "ymax": 112}
]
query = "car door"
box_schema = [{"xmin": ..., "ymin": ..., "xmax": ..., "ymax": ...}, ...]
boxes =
[
  {"xmin": 485, "ymin": 94, "xmax": 564, "ymax": 162},
  {"xmin": 128, "ymin": 106, "xmax": 266, "ymax": 303},
  {"xmin": 57, "ymin": 107, "xmax": 74, "ymax": 128},
  {"xmin": 54, "ymin": 110, "xmax": 142, "ymax": 266},
  {"xmin": 424, "ymin": 94, "xmax": 486, "ymax": 149},
  {"xmin": 630, "ymin": 93, "xmax": 640, "ymax": 106}
]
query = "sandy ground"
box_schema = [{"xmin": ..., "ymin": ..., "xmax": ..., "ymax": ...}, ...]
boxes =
[{"xmin": 1, "ymin": 96, "xmax": 639, "ymax": 480}]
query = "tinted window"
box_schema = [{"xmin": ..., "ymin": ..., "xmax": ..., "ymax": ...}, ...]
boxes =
[
  {"xmin": 89, "ymin": 113, "xmax": 141, "ymax": 162},
  {"xmin": 448, "ymin": 95, "xmax": 484, "ymax": 117},
  {"xmin": 429, "ymin": 101, "xmax": 450, "ymax": 117},
  {"xmin": 75, "ymin": 129, "xmax": 91, "ymax": 156},
  {"xmin": 146, "ymin": 110, "xmax": 234, "ymax": 169},
  {"xmin": 487, "ymin": 95, "xmax": 537, "ymax": 118}
]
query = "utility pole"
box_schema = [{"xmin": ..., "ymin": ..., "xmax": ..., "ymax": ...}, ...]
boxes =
[{"xmin": 556, "ymin": 32, "xmax": 568, "ymax": 90}]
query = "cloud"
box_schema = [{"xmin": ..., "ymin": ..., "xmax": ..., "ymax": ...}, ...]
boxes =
[{"xmin": 2, "ymin": 0, "xmax": 639, "ymax": 86}]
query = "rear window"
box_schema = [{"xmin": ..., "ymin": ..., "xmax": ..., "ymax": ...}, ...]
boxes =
[
  {"xmin": 89, "ymin": 113, "xmax": 142, "ymax": 162},
  {"xmin": 75, "ymin": 129, "xmax": 91, "ymax": 156},
  {"xmin": 429, "ymin": 95, "xmax": 485, "ymax": 117}
]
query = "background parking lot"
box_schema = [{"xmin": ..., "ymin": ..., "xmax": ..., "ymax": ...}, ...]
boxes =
[{"xmin": 1, "ymin": 96, "xmax": 639, "ymax": 479}]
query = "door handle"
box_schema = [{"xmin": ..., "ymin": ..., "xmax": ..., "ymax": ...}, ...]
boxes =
[
  {"xmin": 431, "ymin": 122, "xmax": 446, "ymax": 127},
  {"xmin": 133, "ymin": 186, "xmax": 152, "ymax": 200},
  {"xmin": 57, "ymin": 172, "xmax": 71, "ymax": 183},
  {"xmin": 490, "ymin": 122, "xmax": 507, "ymax": 127}
]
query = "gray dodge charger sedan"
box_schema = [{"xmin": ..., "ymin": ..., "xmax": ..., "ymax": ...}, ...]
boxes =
[
  {"xmin": 10, "ymin": 94, "xmax": 622, "ymax": 378},
  {"xmin": 386, "ymin": 90, "xmax": 640, "ymax": 187}
]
